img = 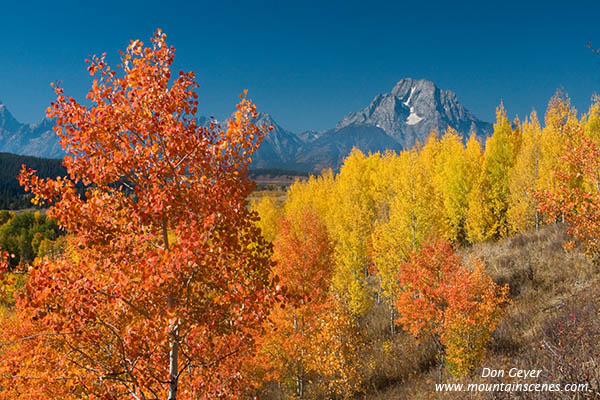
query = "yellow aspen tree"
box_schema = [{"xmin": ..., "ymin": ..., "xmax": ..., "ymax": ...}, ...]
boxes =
[
  {"xmin": 464, "ymin": 134, "xmax": 489, "ymax": 243},
  {"xmin": 469, "ymin": 104, "xmax": 519, "ymax": 241},
  {"xmin": 367, "ymin": 152, "xmax": 393, "ymax": 224},
  {"xmin": 420, "ymin": 133, "xmax": 447, "ymax": 228},
  {"xmin": 507, "ymin": 112, "xmax": 543, "ymax": 233},
  {"xmin": 390, "ymin": 148, "xmax": 439, "ymax": 256},
  {"xmin": 371, "ymin": 147, "xmax": 440, "ymax": 334},
  {"xmin": 306, "ymin": 297, "xmax": 365, "ymax": 399},
  {"xmin": 464, "ymin": 134, "xmax": 484, "ymax": 190},
  {"xmin": 465, "ymin": 175, "xmax": 493, "ymax": 243},
  {"xmin": 284, "ymin": 170, "xmax": 335, "ymax": 226},
  {"xmin": 329, "ymin": 149, "xmax": 377, "ymax": 316},
  {"xmin": 582, "ymin": 95, "xmax": 600, "ymax": 142},
  {"xmin": 537, "ymin": 92, "xmax": 578, "ymax": 222},
  {"xmin": 370, "ymin": 152, "xmax": 404, "ymax": 336},
  {"xmin": 434, "ymin": 129, "xmax": 473, "ymax": 245}
]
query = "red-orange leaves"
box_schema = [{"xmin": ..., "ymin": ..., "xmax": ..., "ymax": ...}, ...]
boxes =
[
  {"xmin": 395, "ymin": 238, "xmax": 509, "ymax": 376},
  {"xmin": 273, "ymin": 210, "xmax": 334, "ymax": 306},
  {"xmin": 251, "ymin": 211, "xmax": 334, "ymax": 397},
  {"xmin": 2, "ymin": 30, "xmax": 274, "ymax": 400},
  {"xmin": 536, "ymin": 127, "xmax": 600, "ymax": 258}
]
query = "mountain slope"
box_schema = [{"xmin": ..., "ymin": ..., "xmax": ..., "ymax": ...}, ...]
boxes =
[
  {"xmin": 250, "ymin": 112, "xmax": 304, "ymax": 170},
  {"xmin": 295, "ymin": 124, "xmax": 402, "ymax": 172}
]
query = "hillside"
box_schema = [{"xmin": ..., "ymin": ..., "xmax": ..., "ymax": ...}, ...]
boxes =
[{"xmin": 367, "ymin": 225, "xmax": 600, "ymax": 399}]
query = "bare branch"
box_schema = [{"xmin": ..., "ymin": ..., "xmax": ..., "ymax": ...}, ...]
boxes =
[
  {"xmin": 1, "ymin": 331, "xmax": 77, "ymax": 347},
  {"xmin": 95, "ymin": 289, "xmax": 152, "ymax": 320},
  {"xmin": 588, "ymin": 40, "xmax": 600, "ymax": 57}
]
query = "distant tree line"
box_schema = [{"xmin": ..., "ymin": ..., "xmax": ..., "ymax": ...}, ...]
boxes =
[{"xmin": 0, "ymin": 153, "xmax": 66, "ymax": 209}]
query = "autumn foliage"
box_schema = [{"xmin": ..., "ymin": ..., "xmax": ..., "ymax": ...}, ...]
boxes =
[
  {"xmin": 251, "ymin": 210, "xmax": 333, "ymax": 397},
  {"xmin": 537, "ymin": 122, "xmax": 600, "ymax": 260},
  {"xmin": 1, "ymin": 30, "xmax": 275, "ymax": 399},
  {"xmin": 395, "ymin": 238, "xmax": 509, "ymax": 376}
]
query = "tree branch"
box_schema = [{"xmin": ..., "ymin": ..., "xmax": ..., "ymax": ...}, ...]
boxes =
[
  {"xmin": 587, "ymin": 40, "xmax": 600, "ymax": 57},
  {"xmin": 1, "ymin": 331, "xmax": 77, "ymax": 347}
]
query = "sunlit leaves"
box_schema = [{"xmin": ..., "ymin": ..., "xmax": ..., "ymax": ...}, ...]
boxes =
[{"xmin": 395, "ymin": 238, "xmax": 509, "ymax": 376}]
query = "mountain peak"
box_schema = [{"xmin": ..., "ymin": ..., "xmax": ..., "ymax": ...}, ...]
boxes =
[
  {"xmin": 391, "ymin": 78, "xmax": 436, "ymax": 98},
  {"xmin": 336, "ymin": 78, "xmax": 491, "ymax": 149},
  {"xmin": 253, "ymin": 111, "xmax": 278, "ymax": 127},
  {"xmin": 0, "ymin": 102, "xmax": 22, "ymax": 133}
]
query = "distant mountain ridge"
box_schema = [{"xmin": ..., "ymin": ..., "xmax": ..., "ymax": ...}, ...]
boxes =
[
  {"xmin": 0, "ymin": 78, "xmax": 492, "ymax": 172},
  {"xmin": 0, "ymin": 103, "xmax": 64, "ymax": 159}
]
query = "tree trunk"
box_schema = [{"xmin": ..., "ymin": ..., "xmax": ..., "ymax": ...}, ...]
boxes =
[
  {"xmin": 434, "ymin": 337, "xmax": 445, "ymax": 384},
  {"xmin": 438, "ymin": 351, "xmax": 445, "ymax": 384},
  {"xmin": 411, "ymin": 213, "xmax": 417, "ymax": 249},
  {"xmin": 296, "ymin": 374, "xmax": 303, "ymax": 398},
  {"xmin": 164, "ymin": 217, "xmax": 179, "ymax": 400},
  {"xmin": 390, "ymin": 306, "xmax": 395, "ymax": 338},
  {"xmin": 293, "ymin": 313, "xmax": 303, "ymax": 398},
  {"xmin": 168, "ymin": 326, "xmax": 179, "ymax": 400}
]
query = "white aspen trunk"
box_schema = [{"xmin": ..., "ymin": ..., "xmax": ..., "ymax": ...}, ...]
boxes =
[
  {"xmin": 163, "ymin": 216, "xmax": 178, "ymax": 400},
  {"xmin": 390, "ymin": 306, "xmax": 395, "ymax": 338},
  {"xmin": 292, "ymin": 312, "xmax": 304, "ymax": 398},
  {"xmin": 168, "ymin": 326, "xmax": 179, "ymax": 400},
  {"xmin": 411, "ymin": 212, "xmax": 417, "ymax": 249}
]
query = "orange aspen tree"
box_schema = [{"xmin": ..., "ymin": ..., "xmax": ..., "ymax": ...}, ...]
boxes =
[
  {"xmin": 395, "ymin": 238, "xmax": 509, "ymax": 380},
  {"xmin": 1, "ymin": 30, "xmax": 275, "ymax": 400},
  {"xmin": 252, "ymin": 210, "xmax": 334, "ymax": 398}
]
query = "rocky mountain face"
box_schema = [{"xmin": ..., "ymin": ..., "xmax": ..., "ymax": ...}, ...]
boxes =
[
  {"xmin": 336, "ymin": 78, "xmax": 491, "ymax": 149},
  {"xmin": 0, "ymin": 103, "xmax": 63, "ymax": 159},
  {"xmin": 249, "ymin": 112, "xmax": 304, "ymax": 170},
  {"xmin": 0, "ymin": 78, "xmax": 492, "ymax": 172}
]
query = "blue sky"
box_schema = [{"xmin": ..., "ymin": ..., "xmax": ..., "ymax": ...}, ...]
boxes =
[{"xmin": 2, "ymin": 0, "xmax": 600, "ymax": 132}]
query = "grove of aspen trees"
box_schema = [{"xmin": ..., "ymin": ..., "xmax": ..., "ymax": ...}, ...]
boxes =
[{"xmin": 250, "ymin": 92, "xmax": 600, "ymax": 398}]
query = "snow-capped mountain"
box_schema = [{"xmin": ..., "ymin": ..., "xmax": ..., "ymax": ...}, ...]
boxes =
[{"xmin": 336, "ymin": 78, "xmax": 491, "ymax": 149}]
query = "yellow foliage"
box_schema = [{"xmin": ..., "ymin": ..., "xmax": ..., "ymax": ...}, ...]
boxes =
[
  {"xmin": 507, "ymin": 112, "xmax": 543, "ymax": 233},
  {"xmin": 328, "ymin": 149, "xmax": 378, "ymax": 316},
  {"xmin": 251, "ymin": 195, "xmax": 283, "ymax": 243},
  {"xmin": 306, "ymin": 298, "xmax": 365, "ymax": 399},
  {"xmin": 466, "ymin": 104, "xmax": 519, "ymax": 242}
]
